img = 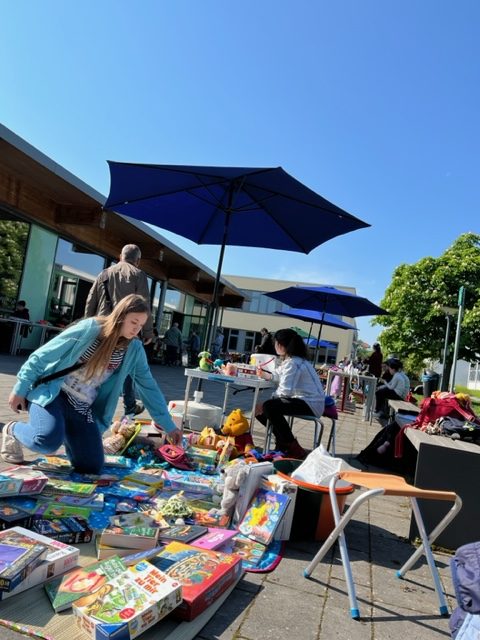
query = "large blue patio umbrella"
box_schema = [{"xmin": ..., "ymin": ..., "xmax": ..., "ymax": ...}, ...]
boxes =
[
  {"xmin": 104, "ymin": 162, "xmax": 370, "ymax": 348},
  {"xmin": 268, "ymin": 285, "xmax": 387, "ymax": 361}
]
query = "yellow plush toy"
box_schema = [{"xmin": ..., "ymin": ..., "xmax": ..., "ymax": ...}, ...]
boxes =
[{"xmin": 221, "ymin": 409, "xmax": 255, "ymax": 457}]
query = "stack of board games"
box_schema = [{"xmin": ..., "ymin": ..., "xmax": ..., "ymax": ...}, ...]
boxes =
[
  {"xmin": 0, "ymin": 530, "xmax": 48, "ymax": 592},
  {"xmin": 72, "ymin": 560, "xmax": 182, "ymax": 640},
  {"xmin": 149, "ymin": 541, "xmax": 243, "ymax": 620},
  {"xmin": 0, "ymin": 526, "xmax": 80, "ymax": 601}
]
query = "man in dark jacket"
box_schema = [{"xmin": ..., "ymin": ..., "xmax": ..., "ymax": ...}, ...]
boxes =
[
  {"xmin": 255, "ymin": 328, "xmax": 276, "ymax": 355},
  {"xmin": 85, "ymin": 244, "xmax": 152, "ymax": 415}
]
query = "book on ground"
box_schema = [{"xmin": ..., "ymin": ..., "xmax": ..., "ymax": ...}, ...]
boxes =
[
  {"xmin": 0, "ymin": 529, "xmax": 49, "ymax": 592},
  {"xmin": 1, "ymin": 466, "xmax": 49, "ymax": 494},
  {"xmin": 42, "ymin": 478, "xmax": 97, "ymax": 498},
  {"xmin": 45, "ymin": 555, "xmax": 126, "ymax": 612},
  {"xmin": 32, "ymin": 517, "xmax": 94, "ymax": 544},
  {"xmin": 0, "ymin": 501, "xmax": 33, "ymax": 531},
  {"xmin": 238, "ymin": 488, "xmax": 290, "ymax": 545},
  {"xmin": 158, "ymin": 525, "xmax": 208, "ymax": 544},
  {"xmin": 149, "ymin": 541, "xmax": 243, "ymax": 620},
  {"xmin": 190, "ymin": 527, "xmax": 237, "ymax": 550},
  {"xmin": 72, "ymin": 560, "xmax": 182, "ymax": 640},
  {"xmin": 225, "ymin": 533, "xmax": 266, "ymax": 568},
  {"xmin": 98, "ymin": 525, "xmax": 160, "ymax": 550}
]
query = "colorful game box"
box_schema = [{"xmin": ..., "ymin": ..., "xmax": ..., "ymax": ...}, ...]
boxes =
[
  {"xmin": 150, "ymin": 541, "xmax": 242, "ymax": 620},
  {"xmin": 238, "ymin": 488, "xmax": 290, "ymax": 545},
  {"xmin": 72, "ymin": 560, "xmax": 182, "ymax": 640}
]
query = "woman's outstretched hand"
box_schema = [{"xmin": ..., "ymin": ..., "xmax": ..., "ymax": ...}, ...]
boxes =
[
  {"xmin": 167, "ymin": 428, "xmax": 182, "ymax": 446},
  {"xmin": 8, "ymin": 392, "xmax": 27, "ymax": 413}
]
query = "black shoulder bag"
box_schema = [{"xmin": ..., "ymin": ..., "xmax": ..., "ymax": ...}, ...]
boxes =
[{"xmin": 33, "ymin": 362, "xmax": 84, "ymax": 389}]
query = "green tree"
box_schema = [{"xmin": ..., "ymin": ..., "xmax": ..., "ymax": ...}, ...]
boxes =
[
  {"xmin": 372, "ymin": 233, "xmax": 480, "ymax": 374},
  {"xmin": 0, "ymin": 220, "xmax": 29, "ymax": 308}
]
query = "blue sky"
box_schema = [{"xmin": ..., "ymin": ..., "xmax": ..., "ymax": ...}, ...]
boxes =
[{"xmin": 1, "ymin": 1, "xmax": 479, "ymax": 345}]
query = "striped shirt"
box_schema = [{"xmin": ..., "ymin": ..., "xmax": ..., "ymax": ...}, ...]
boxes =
[{"xmin": 61, "ymin": 339, "xmax": 126, "ymax": 422}]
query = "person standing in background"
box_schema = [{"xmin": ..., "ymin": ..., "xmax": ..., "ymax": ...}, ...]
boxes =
[
  {"xmin": 163, "ymin": 322, "xmax": 183, "ymax": 366},
  {"xmin": 188, "ymin": 331, "xmax": 200, "ymax": 366},
  {"xmin": 11, "ymin": 300, "xmax": 31, "ymax": 338},
  {"xmin": 366, "ymin": 342, "xmax": 383, "ymax": 378},
  {"xmin": 255, "ymin": 328, "xmax": 276, "ymax": 355},
  {"xmin": 211, "ymin": 327, "xmax": 224, "ymax": 360},
  {"xmin": 85, "ymin": 244, "xmax": 152, "ymax": 416}
]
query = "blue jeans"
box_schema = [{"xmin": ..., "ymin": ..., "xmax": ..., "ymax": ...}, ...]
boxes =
[{"xmin": 12, "ymin": 393, "xmax": 105, "ymax": 473}]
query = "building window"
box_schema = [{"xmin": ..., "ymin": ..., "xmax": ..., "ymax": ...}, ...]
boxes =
[
  {"xmin": 228, "ymin": 329, "xmax": 239, "ymax": 351},
  {"xmin": 244, "ymin": 331, "xmax": 255, "ymax": 353},
  {"xmin": 0, "ymin": 215, "xmax": 30, "ymax": 314}
]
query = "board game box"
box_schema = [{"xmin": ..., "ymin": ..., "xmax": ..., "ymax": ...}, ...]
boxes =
[
  {"xmin": 72, "ymin": 560, "xmax": 182, "ymax": 640},
  {"xmin": 149, "ymin": 541, "xmax": 243, "ymax": 620}
]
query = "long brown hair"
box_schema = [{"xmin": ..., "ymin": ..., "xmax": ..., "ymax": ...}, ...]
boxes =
[{"xmin": 83, "ymin": 294, "xmax": 149, "ymax": 380}]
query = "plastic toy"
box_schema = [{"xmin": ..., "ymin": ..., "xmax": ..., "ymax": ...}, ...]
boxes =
[
  {"xmin": 221, "ymin": 408, "xmax": 255, "ymax": 457},
  {"xmin": 198, "ymin": 351, "xmax": 213, "ymax": 372}
]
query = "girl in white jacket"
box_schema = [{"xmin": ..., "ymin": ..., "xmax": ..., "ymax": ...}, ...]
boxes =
[{"xmin": 255, "ymin": 329, "xmax": 325, "ymax": 459}]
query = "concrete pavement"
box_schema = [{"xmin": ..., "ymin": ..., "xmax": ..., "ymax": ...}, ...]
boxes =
[{"xmin": 0, "ymin": 354, "xmax": 455, "ymax": 640}]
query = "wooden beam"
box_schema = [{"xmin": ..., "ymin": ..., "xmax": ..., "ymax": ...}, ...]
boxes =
[
  {"xmin": 55, "ymin": 205, "xmax": 106, "ymax": 228},
  {"xmin": 168, "ymin": 267, "xmax": 201, "ymax": 281}
]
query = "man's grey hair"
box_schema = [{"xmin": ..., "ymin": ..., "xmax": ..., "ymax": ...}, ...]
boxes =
[{"xmin": 121, "ymin": 244, "xmax": 141, "ymax": 264}]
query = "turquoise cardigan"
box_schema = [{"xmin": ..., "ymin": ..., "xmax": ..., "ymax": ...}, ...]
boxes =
[{"xmin": 13, "ymin": 318, "xmax": 177, "ymax": 434}]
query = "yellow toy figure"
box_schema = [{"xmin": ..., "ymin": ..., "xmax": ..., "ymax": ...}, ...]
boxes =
[{"xmin": 221, "ymin": 408, "xmax": 255, "ymax": 457}]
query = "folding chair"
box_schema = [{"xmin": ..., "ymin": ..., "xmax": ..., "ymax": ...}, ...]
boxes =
[
  {"xmin": 263, "ymin": 414, "xmax": 323, "ymax": 453},
  {"xmin": 303, "ymin": 471, "xmax": 462, "ymax": 619}
]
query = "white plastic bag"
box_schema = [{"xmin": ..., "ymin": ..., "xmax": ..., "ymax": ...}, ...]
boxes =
[{"xmin": 291, "ymin": 444, "xmax": 349, "ymax": 485}]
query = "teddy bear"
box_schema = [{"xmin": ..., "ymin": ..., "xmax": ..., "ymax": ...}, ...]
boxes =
[
  {"xmin": 221, "ymin": 408, "xmax": 255, "ymax": 457},
  {"xmin": 102, "ymin": 417, "xmax": 139, "ymax": 454},
  {"xmin": 217, "ymin": 460, "xmax": 249, "ymax": 517},
  {"xmin": 198, "ymin": 351, "xmax": 213, "ymax": 372}
]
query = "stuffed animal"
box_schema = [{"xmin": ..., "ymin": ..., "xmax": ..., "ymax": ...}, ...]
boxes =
[
  {"xmin": 218, "ymin": 460, "xmax": 249, "ymax": 516},
  {"xmin": 221, "ymin": 408, "xmax": 255, "ymax": 457},
  {"xmin": 103, "ymin": 417, "xmax": 139, "ymax": 454},
  {"xmin": 198, "ymin": 351, "xmax": 213, "ymax": 372}
]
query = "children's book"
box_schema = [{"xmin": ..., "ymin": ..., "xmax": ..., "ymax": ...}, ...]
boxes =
[
  {"xmin": 190, "ymin": 527, "xmax": 237, "ymax": 550},
  {"xmin": 109, "ymin": 512, "xmax": 156, "ymax": 529},
  {"xmin": 36, "ymin": 503, "xmax": 92, "ymax": 521},
  {"xmin": 42, "ymin": 478, "xmax": 97, "ymax": 497},
  {"xmin": 117, "ymin": 481, "xmax": 157, "ymax": 498},
  {"xmin": 0, "ymin": 501, "xmax": 33, "ymax": 531},
  {"xmin": 45, "ymin": 555, "xmax": 126, "ymax": 612},
  {"xmin": 31, "ymin": 454, "xmax": 73, "ymax": 474},
  {"xmin": 38, "ymin": 491, "xmax": 105, "ymax": 511},
  {"xmin": 0, "ymin": 526, "xmax": 80, "ymax": 601},
  {"xmin": 103, "ymin": 454, "xmax": 133, "ymax": 468},
  {"xmin": 158, "ymin": 525, "xmax": 208, "ymax": 544},
  {"xmin": 261, "ymin": 474, "xmax": 298, "ymax": 541},
  {"xmin": 98, "ymin": 525, "xmax": 160, "ymax": 550},
  {"xmin": 233, "ymin": 461, "xmax": 274, "ymax": 525},
  {"xmin": 225, "ymin": 533, "xmax": 266, "ymax": 568},
  {"xmin": 72, "ymin": 560, "xmax": 182, "ymax": 640},
  {"xmin": 0, "ymin": 473, "xmax": 24, "ymax": 497},
  {"xmin": 1, "ymin": 466, "xmax": 49, "ymax": 494},
  {"xmin": 149, "ymin": 541, "xmax": 243, "ymax": 620},
  {"xmin": 238, "ymin": 488, "xmax": 290, "ymax": 545},
  {"xmin": 33, "ymin": 517, "xmax": 94, "ymax": 545},
  {"xmin": 123, "ymin": 470, "xmax": 164, "ymax": 489}
]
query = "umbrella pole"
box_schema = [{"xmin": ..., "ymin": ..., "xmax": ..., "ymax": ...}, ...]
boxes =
[{"xmin": 313, "ymin": 320, "xmax": 324, "ymax": 365}]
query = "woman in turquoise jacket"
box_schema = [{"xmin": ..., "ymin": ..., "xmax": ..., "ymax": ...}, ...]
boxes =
[{"xmin": 3, "ymin": 294, "xmax": 181, "ymax": 473}]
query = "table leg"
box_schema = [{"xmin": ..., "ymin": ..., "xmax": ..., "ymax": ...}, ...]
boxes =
[
  {"xmin": 250, "ymin": 387, "xmax": 261, "ymax": 431},
  {"xmin": 182, "ymin": 376, "xmax": 192, "ymax": 432},
  {"xmin": 221, "ymin": 383, "xmax": 231, "ymax": 426}
]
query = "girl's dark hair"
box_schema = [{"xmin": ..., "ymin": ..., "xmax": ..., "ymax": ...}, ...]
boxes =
[
  {"xmin": 385, "ymin": 357, "xmax": 403, "ymax": 371},
  {"xmin": 273, "ymin": 328, "xmax": 308, "ymax": 359}
]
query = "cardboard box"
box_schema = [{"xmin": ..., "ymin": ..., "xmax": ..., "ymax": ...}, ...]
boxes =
[
  {"xmin": 73, "ymin": 560, "xmax": 182, "ymax": 640},
  {"xmin": 150, "ymin": 541, "xmax": 242, "ymax": 620}
]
